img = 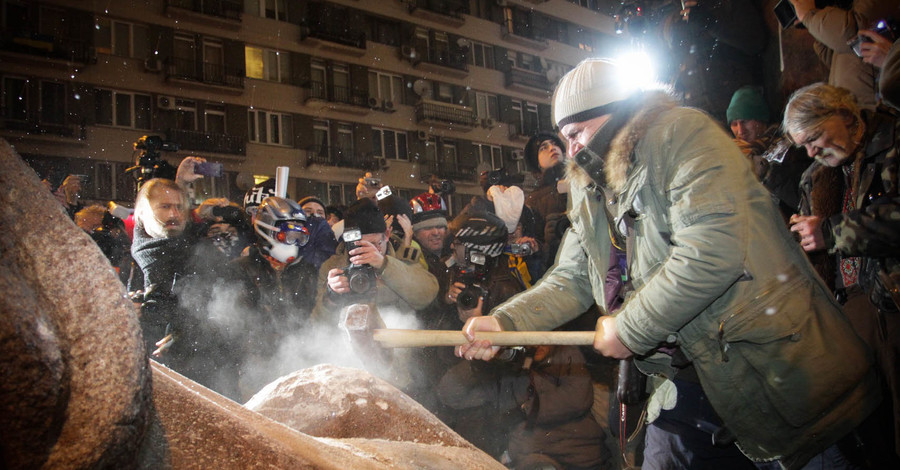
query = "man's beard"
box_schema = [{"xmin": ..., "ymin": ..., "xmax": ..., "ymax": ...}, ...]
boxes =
[
  {"xmin": 144, "ymin": 214, "xmax": 184, "ymax": 238},
  {"xmin": 814, "ymin": 147, "xmax": 851, "ymax": 167}
]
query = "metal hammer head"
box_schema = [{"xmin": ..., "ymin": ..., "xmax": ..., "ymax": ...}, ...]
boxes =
[{"xmin": 338, "ymin": 303, "xmax": 392, "ymax": 371}]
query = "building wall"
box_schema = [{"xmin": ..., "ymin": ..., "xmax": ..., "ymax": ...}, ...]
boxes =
[{"xmin": 0, "ymin": 0, "xmax": 621, "ymax": 206}]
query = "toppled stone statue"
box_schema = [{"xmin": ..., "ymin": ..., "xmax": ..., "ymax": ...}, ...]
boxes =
[{"xmin": 0, "ymin": 138, "xmax": 502, "ymax": 469}]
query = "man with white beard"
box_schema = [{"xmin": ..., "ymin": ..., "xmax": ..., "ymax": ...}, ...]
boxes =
[{"xmin": 786, "ymin": 82, "xmax": 900, "ymax": 462}]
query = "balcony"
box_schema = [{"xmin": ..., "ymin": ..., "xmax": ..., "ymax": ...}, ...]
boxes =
[
  {"xmin": 415, "ymin": 100, "xmax": 477, "ymax": 130},
  {"xmin": 508, "ymin": 121, "xmax": 545, "ymax": 142},
  {"xmin": 166, "ymin": 128, "xmax": 245, "ymax": 156},
  {"xmin": 406, "ymin": 0, "xmax": 469, "ymax": 27},
  {"xmin": 505, "ymin": 68, "xmax": 552, "ymax": 96},
  {"xmin": 425, "ymin": 159, "xmax": 476, "ymax": 182},
  {"xmin": 0, "ymin": 116, "xmax": 87, "ymax": 144},
  {"xmin": 406, "ymin": 45, "xmax": 468, "ymax": 78},
  {"xmin": 0, "ymin": 33, "xmax": 95, "ymax": 67},
  {"xmin": 305, "ymin": 145, "xmax": 383, "ymax": 171},
  {"xmin": 165, "ymin": 57, "xmax": 244, "ymax": 93},
  {"xmin": 501, "ymin": 23, "xmax": 549, "ymax": 50},
  {"xmin": 300, "ymin": 23, "xmax": 367, "ymax": 57},
  {"xmin": 305, "ymin": 81, "xmax": 371, "ymax": 115},
  {"xmin": 165, "ymin": 0, "xmax": 242, "ymax": 29}
]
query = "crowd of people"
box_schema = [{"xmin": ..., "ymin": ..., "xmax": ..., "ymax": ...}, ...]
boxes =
[{"xmin": 41, "ymin": 1, "xmax": 900, "ymax": 468}]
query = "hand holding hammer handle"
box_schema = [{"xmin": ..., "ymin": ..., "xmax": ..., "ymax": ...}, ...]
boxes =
[{"xmin": 372, "ymin": 329, "xmax": 596, "ymax": 348}]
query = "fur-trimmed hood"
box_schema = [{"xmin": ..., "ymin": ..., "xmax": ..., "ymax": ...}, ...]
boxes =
[{"xmin": 565, "ymin": 91, "xmax": 677, "ymax": 193}]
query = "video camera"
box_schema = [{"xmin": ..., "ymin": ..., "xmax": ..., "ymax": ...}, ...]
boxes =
[
  {"xmin": 481, "ymin": 167, "xmax": 524, "ymax": 192},
  {"xmin": 126, "ymin": 135, "xmax": 179, "ymax": 185},
  {"xmin": 453, "ymin": 250, "xmax": 489, "ymax": 310},
  {"xmin": 430, "ymin": 178, "xmax": 456, "ymax": 195},
  {"xmin": 342, "ymin": 228, "xmax": 377, "ymax": 296}
]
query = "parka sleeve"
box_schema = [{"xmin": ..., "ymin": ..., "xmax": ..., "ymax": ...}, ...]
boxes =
[
  {"xmin": 492, "ymin": 227, "xmax": 596, "ymax": 332},
  {"xmin": 614, "ymin": 111, "xmax": 749, "ymax": 354},
  {"xmin": 827, "ymin": 196, "xmax": 900, "ymax": 258},
  {"xmin": 380, "ymin": 254, "xmax": 439, "ymax": 310},
  {"xmin": 802, "ymin": 1, "xmax": 897, "ymax": 54},
  {"xmin": 880, "ymin": 40, "xmax": 900, "ymax": 111}
]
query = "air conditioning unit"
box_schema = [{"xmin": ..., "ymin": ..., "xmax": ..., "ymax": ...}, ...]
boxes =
[
  {"xmin": 511, "ymin": 150, "xmax": 525, "ymax": 161},
  {"xmin": 400, "ymin": 45, "xmax": 418, "ymax": 64},
  {"xmin": 482, "ymin": 118, "xmax": 495, "ymax": 128},
  {"xmin": 416, "ymin": 130, "xmax": 429, "ymax": 141},
  {"xmin": 157, "ymin": 95, "xmax": 177, "ymax": 111},
  {"xmin": 383, "ymin": 100, "xmax": 396, "ymax": 112},
  {"xmin": 144, "ymin": 58, "xmax": 163, "ymax": 73},
  {"xmin": 368, "ymin": 96, "xmax": 380, "ymax": 108}
]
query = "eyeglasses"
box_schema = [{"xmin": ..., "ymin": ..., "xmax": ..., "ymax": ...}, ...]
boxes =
[{"xmin": 274, "ymin": 221, "xmax": 309, "ymax": 246}]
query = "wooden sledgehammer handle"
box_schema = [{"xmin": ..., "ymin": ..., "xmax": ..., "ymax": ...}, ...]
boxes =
[{"xmin": 372, "ymin": 329, "xmax": 596, "ymax": 348}]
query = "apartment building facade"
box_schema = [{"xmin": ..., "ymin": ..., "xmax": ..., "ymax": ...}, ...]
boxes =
[{"xmin": 0, "ymin": 0, "xmax": 620, "ymax": 209}]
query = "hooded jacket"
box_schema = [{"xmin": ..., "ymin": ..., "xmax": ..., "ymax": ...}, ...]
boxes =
[{"xmin": 492, "ymin": 91, "xmax": 879, "ymax": 467}]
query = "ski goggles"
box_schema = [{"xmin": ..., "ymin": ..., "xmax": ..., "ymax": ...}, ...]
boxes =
[{"xmin": 274, "ymin": 220, "xmax": 309, "ymax": 246}]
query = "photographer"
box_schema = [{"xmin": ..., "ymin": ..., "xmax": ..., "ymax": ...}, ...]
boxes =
[
  {"xmin": 789, "ymin": 0, "xmax": 899, "ymax": 108},
  {"xmin": 76, "ymin": 204, "xmax": 132, "ymax": 283},
  {"xmin": 436, "ymin": 210, "xmax": 532, "ymax": 458},
  {"xmin": 311, "ymin": 198, "xmax": 438, "ymax": 327}
]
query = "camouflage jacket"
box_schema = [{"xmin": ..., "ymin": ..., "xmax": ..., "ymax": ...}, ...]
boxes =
[{"xmin": 823, "ymin": 109, "xmax": 900, "ymax": 312}]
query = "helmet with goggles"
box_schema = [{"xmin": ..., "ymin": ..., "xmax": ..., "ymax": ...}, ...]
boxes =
[{"xmin": 254, "ymin": 197, "xmax": 310, "ymax": 265}]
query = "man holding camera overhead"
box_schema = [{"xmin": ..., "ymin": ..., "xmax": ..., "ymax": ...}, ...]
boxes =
[{"xmin": 788, "ymin": 0, "xmax": 900, "ymax": 108}]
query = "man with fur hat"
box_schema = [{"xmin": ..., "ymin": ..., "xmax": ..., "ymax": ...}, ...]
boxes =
[{"xmin": 457, "ymin": 58, "xmax": 879, "ymax": 469}]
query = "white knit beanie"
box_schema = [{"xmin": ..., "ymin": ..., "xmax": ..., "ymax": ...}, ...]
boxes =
[{"xmin": 552, "ymin": 59, "xmax": 632, "ymax": 128}]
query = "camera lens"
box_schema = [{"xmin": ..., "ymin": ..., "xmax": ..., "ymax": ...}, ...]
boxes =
[
  {"xmin": 348, "ymin": 271, "xmax": 372, "ymax": 294},
  {"xmin": 458, "ymin": 288, "xmax": 479, "ymax": 309}
]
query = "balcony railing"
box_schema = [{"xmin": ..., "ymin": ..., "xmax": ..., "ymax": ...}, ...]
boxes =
[
  {"xmin": 504, "ymin": 23, "xmax": 545, "ymax": 43},
  {"xmin": 166, "ymin": 128, "xmax": 245, "ymax": 155},
  {"xmin": 304, "ymin": 24, "xmax": 366, "ymax": 50},
  {"xmin": 1, "ymin": 34, "xmax": 95, "ymax": 64},
  {"xmin": 420, "ymin": 48, "xmax": 468, "ymax": 72},
  {"xmin": 166, "ymin": 57, "xmax": 244, "ymax": 89},
  {"xmin": 407, "ymin": 0, "xmax": 470, "ymax": 20},
  {"xmin": 508, "ymin": 120, "xmax": 543, "ymax": 139},
  {"xmin": 306, "ymin": 145, "xmax": 381, "ymax": 171},
  {"xmin": 307, "ymin": 81, "xmax": 368, "ymax": 107},
  {"xmin": 415, "ymin": 100, "xmax": 477, "ymax": 128},
  {"xmin": 425, "ymin": 159, "xmax": 476, "ymax": 182},
  {"xmin": 167, "ymin": 0, "xmax": 242, "ymax": 21},
  {"xmin": 505, "ymin": 68, "xmax": 551, "ymax": 92},
  {"xmin": 0, "ymin": 116, "xmax": 85, "ymax": 140}
]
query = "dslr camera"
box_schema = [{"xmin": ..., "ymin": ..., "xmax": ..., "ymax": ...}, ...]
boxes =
[
  {"xmin": 343, "ymin": 228, "xmax": 377, "ymax": 296},
  {"xmin": 453, "ymin": 251, "xmax": 489, "ymax": 310}
]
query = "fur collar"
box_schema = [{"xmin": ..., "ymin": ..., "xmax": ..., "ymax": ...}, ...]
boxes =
[{"xmin": 565, "ymin": 91, "xmax": 677, "ymax": 193}]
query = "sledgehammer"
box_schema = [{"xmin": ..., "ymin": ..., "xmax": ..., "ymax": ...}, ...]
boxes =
[{"xmin": 340, "ymin": 303, "xmax": 595, "ymax": 350}]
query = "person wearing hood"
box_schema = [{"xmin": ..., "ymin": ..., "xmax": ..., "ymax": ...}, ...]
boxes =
[
  {"xmin": 524, "ymin": 133, "xmax": 569, "ymax": 272},
  {"xmin": 456, "ymin": 58, "xmax": 879, "ymax": 469}
]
